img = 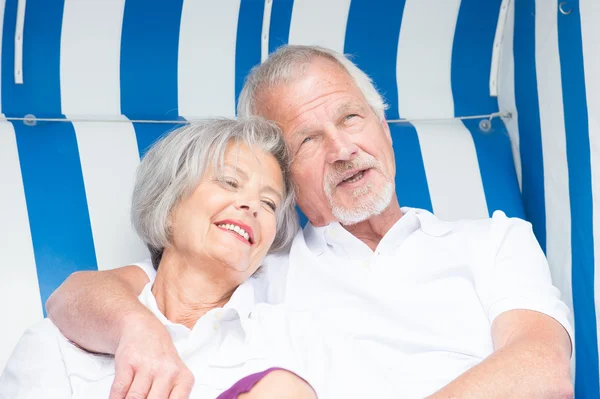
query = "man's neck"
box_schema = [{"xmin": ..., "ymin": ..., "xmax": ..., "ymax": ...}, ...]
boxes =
[
  {"xmin": 152, "ymin": 251, "xmax": 236, "ymax": 329},
  {"xmin": 343, "ymin": 197, "xmax": 403, "ymax": 251}
]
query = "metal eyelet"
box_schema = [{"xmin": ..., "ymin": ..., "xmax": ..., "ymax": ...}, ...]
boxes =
[{"xmin": 559, "ymin": 2, "xmax": 572, "ymax": 15}]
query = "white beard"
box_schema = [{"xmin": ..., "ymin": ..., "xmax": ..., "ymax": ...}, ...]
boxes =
[{"xmin": 329, "ymin": 180, "xmax": 394, "ymax": 225}]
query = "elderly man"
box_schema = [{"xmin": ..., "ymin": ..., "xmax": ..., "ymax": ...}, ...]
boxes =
[{"xmin": 47, "ymin": 45, "xmax": 573, "ymax": 399}]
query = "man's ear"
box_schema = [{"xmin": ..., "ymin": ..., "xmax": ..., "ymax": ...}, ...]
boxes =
[{"xmin": 382, "ymin": 119, "xmax": 392, "ymax": 143}]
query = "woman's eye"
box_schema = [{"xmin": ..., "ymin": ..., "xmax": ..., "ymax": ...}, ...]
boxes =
[
  {"xmin": 224, "ymin": 179, "xmax": 239, "ymax": 189},
  {"xmin": 263, "ymin": 200, "xmax": 277, "ymax": 211},
  {"xmin": 301, "ymin": 136, "xmax": 313, "ymax": 145},
  {"xmin": 345, "ymin": 114, "xmax": 359, "ymax": 121}
]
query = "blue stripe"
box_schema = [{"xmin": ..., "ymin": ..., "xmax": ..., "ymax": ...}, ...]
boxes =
[
  {"xmin": 557, "ymin": 2, "xmax": 600, "ymax": 395},
  {"xmin": 120, "ymin": 0, "xmax": 184, "ymax": 119},
  {"xmin": 296, "ymin": 207, "xmax": 308, "ymax": 228},
  {"xmin": 134, "ymin": 123, "xmax": 181, "ymax": 159},
  {"xmin": 451, "ymin": 0, "xmax": 501, "ymax": 117},
  {"xmin": 235, "ymin": 0, "xmax": 264, "ymax": 112},
  {"xmin": 344, "ymin": 0, "xmax": 405, "ymax": 120},
  {"xmin": 513, "ymin": 0, "xmax": 546, "ymax": 251},
  {"xmin": 451, "ymin": 1, "xmax": 523, "ymax": 219},
  {"xmin": 463, "ymin": 119, "xmax": 525, "ymax": 219},
  {"xmin": 390, "ymin": 123, "xmax": 433, "ymax": 212},
  {"xmin": 2, "ymin": 0, "xmax": 97, "ymax": 313},
  {"xmin": 14, "ymin": 122, "xmax": 97, "ymax": 314},
  {"xmin": 268, "ymin": 0, "xmax": 293, "ymax": 53},
  {"xmin": 1, "ymin": 0, "xmax": 63, "ymax": 117}
]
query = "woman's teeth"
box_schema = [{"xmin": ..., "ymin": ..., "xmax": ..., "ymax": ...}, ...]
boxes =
[
  {"xmin": 217, "ymin": 224, "xmax": 250, "ymax": 242},
  {"xmin": 343, "ymin": 171, "xmax": 364, "ymax": 184}
]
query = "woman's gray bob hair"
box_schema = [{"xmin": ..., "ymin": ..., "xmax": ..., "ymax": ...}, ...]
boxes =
[{"xmin": 131, "ymin": 118, "xmax": 298, "ymax": 269}]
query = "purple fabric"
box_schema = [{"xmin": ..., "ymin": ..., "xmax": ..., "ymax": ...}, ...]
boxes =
[{"xmin": 216, "ymin": 367, "xmax": 301, "ymax": 399}]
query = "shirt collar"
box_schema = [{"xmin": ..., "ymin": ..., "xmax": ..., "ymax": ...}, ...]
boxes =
[
  {"xmin": 137, "ymin": 278, "xmax": 258, "ymax": 338},
  {"xmin": 303, "ymin": 207, "xmax": 453, "ymax": 255}
]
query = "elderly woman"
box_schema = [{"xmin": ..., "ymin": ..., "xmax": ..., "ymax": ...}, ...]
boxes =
[{"xmin": 0, "ymin": 118, "xmax": 319, "ymax": 399}]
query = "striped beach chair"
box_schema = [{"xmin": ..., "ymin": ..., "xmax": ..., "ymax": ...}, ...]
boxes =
[{"xmin": 0, "ymin": 0, "xmax": 597, "ymax": 396}]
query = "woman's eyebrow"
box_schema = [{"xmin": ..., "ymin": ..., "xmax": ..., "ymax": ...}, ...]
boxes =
[
  {"xmin": 225, "ymin": 164, "xmax": 282, "ymax": 199},
  {"xmin": 223, "ymin": 164, "xmax": 249, "ymax": 180},
  {"xmin": 262, "ymin": 184, "xmax": 283, "ymax": 201}
]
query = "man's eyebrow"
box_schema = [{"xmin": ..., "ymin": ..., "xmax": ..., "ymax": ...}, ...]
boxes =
[
  {"xmin": 291, "ymin": 126, "xmax": 313, "ymax": 141},
  {"xmin": 334, "ymin": 101, "xmax": 367, "ymax": 118},
  {"xmin": 289, "ymin": 102, "xmax": 367, "ymax": 141}
]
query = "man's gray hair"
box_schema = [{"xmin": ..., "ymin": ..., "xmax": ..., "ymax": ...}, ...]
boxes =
[
  {"xmin": 132, "ymin": 118, "xmax": 298, "ymax": 269},
  {"xmin": 237, "ymin": 45, "xmax": 389, "ymax": 121}
]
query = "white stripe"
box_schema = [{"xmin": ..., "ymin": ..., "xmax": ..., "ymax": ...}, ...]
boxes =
[
  {"xmin": 288, "ymin": 0, "xmax": 350, "ymax": 53},
  {"xmin": 0, "ymin": 0, "xmax": 5, "ymax": 113},
  {"xmin": 60, "ymin": 0, "xmax": 124, "ymax": 116},
  {"xmin": 178, "ymin": 0, "xmax": 240, "ymax": 118},
  {"xmin": 580, "ymin": 0, "xmax": 600, "ymax": 368},
  {"xmin": 497, "ymin": 0, "xmax": 522, "ymax": 190},
  {"xmin": 396, "ymin": 0, "xmax": 461, "ymax": 119},
  {"xmin": 534, "ymin": 0, "xmax": 574, "ymax": 344},
  {"xmin": 14, "ymin": 0, "xmax": 25, "ymax": 84},
  {"xmin": 0, "ymin": 122, "xmax": 43, "ymax": 371},
  {"xmin": 261, "ymin": 0, "xmax": 272, "ymax": 62},
  {"xmin": 489, "ymin": 0, "xmax": 512, "ymax": 97},
  {"xmin": 73, "ymin": 120, "xmax": 149, "ymax": 270},
  {"xmin": 414, "ymin": 120, "xmax": 489, "ymax": 221}
]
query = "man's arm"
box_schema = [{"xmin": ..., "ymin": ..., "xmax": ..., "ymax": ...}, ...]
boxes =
[
  {"xmin": 46, "ymin": 266, "xmax": 150, "ymax": 354},
  {"xmin": 46, "ymin": 266, "xmax": 194, "ymax": 399},
  {"xmin": 426, "ymin": 309, "xmax": 573, "ymax": 399}
]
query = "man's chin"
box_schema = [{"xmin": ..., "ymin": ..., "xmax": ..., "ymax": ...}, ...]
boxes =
[{"xmin": 330, "ymin": 189, "xmax": 394, "ymax": 225}]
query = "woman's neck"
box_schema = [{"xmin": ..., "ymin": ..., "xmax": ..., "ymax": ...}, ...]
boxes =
[{"xmin": 151, "ymin": 250, "xmax": 236, "ymax": 329}]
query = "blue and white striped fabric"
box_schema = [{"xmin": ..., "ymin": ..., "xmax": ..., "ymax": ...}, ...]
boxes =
[
  {"xmin": 496, "ymin": 1, "xmax": 599, "ymax": 396},
  {"xmin": 0, "ymin": 1, "xmax": 594, "ymax": 395}
]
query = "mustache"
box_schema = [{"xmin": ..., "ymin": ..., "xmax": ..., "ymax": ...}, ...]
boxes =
[{"xmin": 323, "ymin": 156, "xmax": 383, "ymax": 192}]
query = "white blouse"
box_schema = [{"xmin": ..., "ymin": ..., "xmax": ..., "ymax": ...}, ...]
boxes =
[{"xmin": 0, "ymin": 279, "xmax": 393, "ymax": 399}]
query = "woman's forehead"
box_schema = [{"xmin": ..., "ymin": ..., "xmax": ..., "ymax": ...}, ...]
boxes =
[{"xmin": 221, "ymin": 143, "xmax": 284, "ymax": 191}]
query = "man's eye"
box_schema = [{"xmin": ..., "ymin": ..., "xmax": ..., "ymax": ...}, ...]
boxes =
[
  {"xmin": 301, "ymin": 136, "xmax": 313, "ymax": 145},
  {"xmin": 345, "ymin": 114, "xmax": 359, "ymax": 121}
]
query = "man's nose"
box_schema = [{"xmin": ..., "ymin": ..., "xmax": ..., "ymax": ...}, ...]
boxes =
[{"xmin": 324, "ymin": 124, "xmax": 358, "ymax": 164}]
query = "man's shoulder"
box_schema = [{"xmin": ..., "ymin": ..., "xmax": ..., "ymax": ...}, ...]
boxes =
[
  {"xmin": 416, "ymin": 209, "xmax": 529, "ymax": 240},
  {"xmin": 448, "ymin": 210, "xmax": 533, "ymax": 245}
]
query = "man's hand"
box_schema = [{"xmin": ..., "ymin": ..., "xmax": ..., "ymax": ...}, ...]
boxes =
[{"xmin": 109, "ymin": 313, "xmax": 195, "ymax": 399}]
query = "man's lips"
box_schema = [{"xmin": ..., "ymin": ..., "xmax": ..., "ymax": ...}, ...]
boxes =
[{"xmin": 337, "ymin": 168, "xmax": 369, "ymax": 186}]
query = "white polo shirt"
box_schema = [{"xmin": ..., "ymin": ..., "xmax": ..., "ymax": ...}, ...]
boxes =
[
  {"xmin": 0, "ymin": 278, "xmax": 394, "ymax": 399},
  {"xmin": 260, "ymin": 208, "xmax": 574, "ymax": 397}
]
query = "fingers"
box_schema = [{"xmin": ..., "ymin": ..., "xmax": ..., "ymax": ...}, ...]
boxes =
[
  {"xmin": 124, "ymin": 371, "xmax": 153, "ymax": 399},
  {"xmin": 146, "ymin": 375, "xmax": 173, "ymax": 399},
  {"xmin": 109, "ymin": 365, "xmax": 193, "ymax": 399},
  {"xmin": 109, "ymin": 363, "xmax": 135, "ymax": 399},
  {"xmin": 168, "ymin": 378, "xmax": 195, "ymax": 399}
]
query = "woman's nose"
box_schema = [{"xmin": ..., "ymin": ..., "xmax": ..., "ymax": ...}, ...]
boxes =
[{"xmin": 236, "ymin": 199, "xmax": 259, "ymax": 218}]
